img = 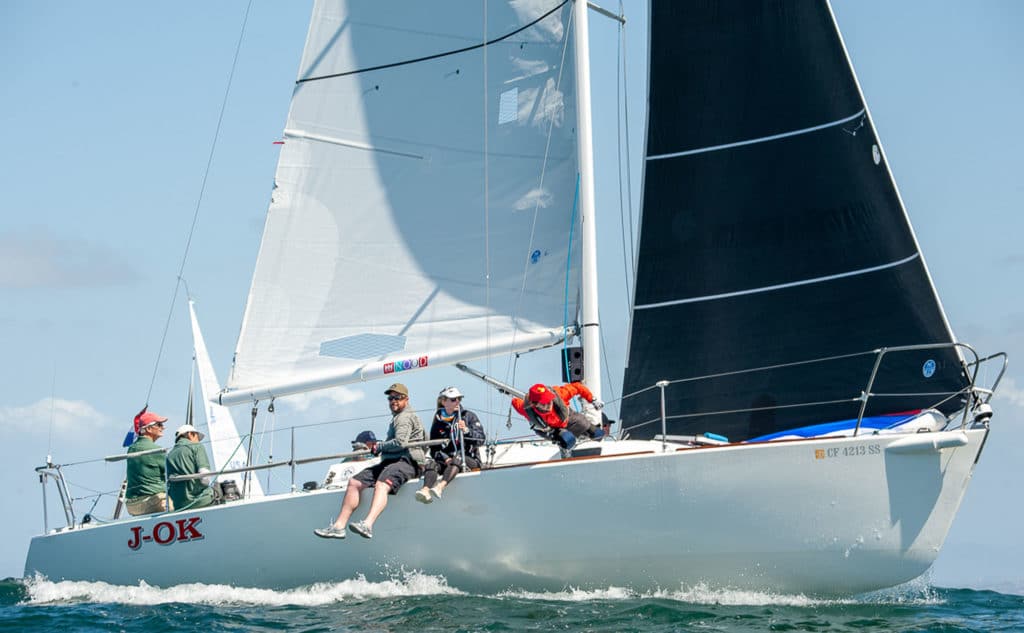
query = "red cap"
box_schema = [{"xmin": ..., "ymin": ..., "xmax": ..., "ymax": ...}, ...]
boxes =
[
  {"xmin": 527, "ymin": 383, "xmax": 555, "ymax": 405},
  {"xmin": 134, "ymin": 411, "xmax": 168, "ymax": 434}
]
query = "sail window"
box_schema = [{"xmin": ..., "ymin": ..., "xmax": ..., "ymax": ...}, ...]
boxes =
[
  {"xmin": 320, "ymin": 333, "xmax": 407, "ymax": 360},
  {"xmin": 499, "ymin": 88, "xmax": 519, "ymax": 125}
]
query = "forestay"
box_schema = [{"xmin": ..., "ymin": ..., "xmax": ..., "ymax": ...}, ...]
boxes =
[
  {"xmin": 621, "ymin": 1, "xmax": 968, "ymax": 441},
  {"xmin": 223, "ymin": 1, "xmax": 581, "ymax": 403}
]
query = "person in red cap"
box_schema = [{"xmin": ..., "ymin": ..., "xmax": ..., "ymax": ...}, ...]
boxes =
[
  {"xmin": 511, "ymin": 382, "xmax": 605, "ymax": 450},
  {"xmin": 125, "ymin": 411, "xmax": 173, "ymax": 515}
]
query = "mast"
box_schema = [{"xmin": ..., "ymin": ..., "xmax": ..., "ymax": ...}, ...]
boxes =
[{"xmin": 574, "ymin": 0, "xmax": 601, "ymax": 400}]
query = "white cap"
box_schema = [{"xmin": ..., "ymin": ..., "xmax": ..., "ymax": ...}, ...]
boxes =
[
  {"xmin": 438, "ymin": 386, "xmax": 463, "ymax": 399},
  {"xmin": 174, "ymin": 424, "xmax": 205, "ymax": 441}
]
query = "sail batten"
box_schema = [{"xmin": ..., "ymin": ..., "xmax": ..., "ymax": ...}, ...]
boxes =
[
  {"xmin": 647, "ymin": 109, "xmax": 866, "ymax": 161},
  {"xmin": 634, "ymin": 253, "xmax": 921, "ymax": 310}
]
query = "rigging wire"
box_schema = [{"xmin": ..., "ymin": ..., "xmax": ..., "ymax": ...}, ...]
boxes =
[
  {"xmin": 597, "ymin": 309, "xmax": 618, "ymax": 417},
  {"xmin": 619, "ymin": 0, "xmax": 637, "ymax": 287},
  {"xmin": 47, "ymin": 363, "xmax": 56, "ymax": 462},
  {"xmin": 562, "ymin": 176, "xmax": 581, "ymax": 383},
  {"xmin": 143, "ymin": 0, "xmax": 254, "ymax": 404},
  {"xmin": 262, "ymin": 400, "xmax": 278, "ymax": 493},
  {"xmin": 615, "ymin": 0, "xmax": 633, "ymax": 308},
  {"xmin": 502, "ymin": 3, "xmax": 576, "ymax": 388},
  {"xmin": 483, "ymin": 0, "xmax": 494, "ymax": 449}
]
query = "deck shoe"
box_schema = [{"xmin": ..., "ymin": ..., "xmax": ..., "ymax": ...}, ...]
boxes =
[
  {"xmin": 313, "ymin": 525, "xmax": 346, "ymax": 539},
  {"xmin": 415, "ymin": 488, "xmax": 433, "ymax": 504},
  {"xmin": 430, "ymin": 486, "xmax": 443, "ymax": 500},
  {"xmin": 349, "ymin": 521, "xmax": 373, "ymax": 539}
]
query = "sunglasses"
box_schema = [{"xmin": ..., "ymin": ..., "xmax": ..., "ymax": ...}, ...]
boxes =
[{"xmin": 387, "ymin": 395, "xmax": 407, "ymax": 401}]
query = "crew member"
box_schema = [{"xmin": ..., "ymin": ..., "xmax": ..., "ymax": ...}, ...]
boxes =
[{"xmin": 511, "ymin": 382, "xmax": 605, "ymax": 450}]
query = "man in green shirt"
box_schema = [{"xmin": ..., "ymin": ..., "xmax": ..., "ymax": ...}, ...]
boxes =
[
  {"xmin": 126, "ymin": 411, "xmax": 172, "ymax": 515},
  {"xmin": 166, "ymin": 424, "xmax": 215, "ymax": 511}
]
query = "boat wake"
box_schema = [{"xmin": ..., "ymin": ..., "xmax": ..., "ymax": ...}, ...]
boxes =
[
  {"xmin": 19, "ymin": 573, "xmax": 943, "ymax": 607},
  {"xmin": 21, "ymin": 571, "xmax": 463, "ymax": 606},
  {"xmin": 498, "ymin": 575, "xmax": 945, "ymax": 607}
]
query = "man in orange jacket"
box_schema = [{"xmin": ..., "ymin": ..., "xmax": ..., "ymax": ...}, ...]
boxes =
[{"xmin": 511, "ymin": 382, "xmax": 605, "ymax": 450}]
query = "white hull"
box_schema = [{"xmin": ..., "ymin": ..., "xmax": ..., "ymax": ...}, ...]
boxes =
[{"xmin": 25, "ymin": 429, "xmax": 985, "ymax": 595}]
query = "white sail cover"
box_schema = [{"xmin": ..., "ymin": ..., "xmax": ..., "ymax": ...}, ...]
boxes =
[
  {"xmin": 223, "ymin": 0, "xmax": 581, "ymax": 403},
  {"xmin": 189, "ymin": 301, "xmax": 264, "ymax": 497}
]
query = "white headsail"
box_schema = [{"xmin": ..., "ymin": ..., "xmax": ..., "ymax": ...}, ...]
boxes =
[
  {"xmin": 189, "ymin": 300, "xmax": 264, "ymax": 497},
  {"xmin": 220, "ymin": 1, "xmax": 581, "ymax": 405}
]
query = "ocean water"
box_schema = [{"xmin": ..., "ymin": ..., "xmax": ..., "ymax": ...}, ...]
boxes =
[{"xmin": 2, "ymin": 574, "xmax": 1023, "ymax": 633}]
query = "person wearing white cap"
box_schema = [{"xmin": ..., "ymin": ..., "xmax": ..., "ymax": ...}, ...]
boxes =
[
  {"xmin": 414, "ymin": 386, "xmax": 485, "ymax": 504},
  {"xmin": 166, "ymin": 424, "xmax": 215, "ymax": 511}
]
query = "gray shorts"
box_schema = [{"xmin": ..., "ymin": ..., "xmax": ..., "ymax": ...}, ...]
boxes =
[{"xmin": 352, "ymin": 458, "xmax": 417, "ymax": 494}]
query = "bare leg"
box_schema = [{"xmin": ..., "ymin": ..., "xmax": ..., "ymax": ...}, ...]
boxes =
[
  {"xmin": 331, "ymin": 480, "xmax": 365, "ymax": 528},
  {"xmin": 362, "ymin": 481, "xmax": 391, "ymax": 528}
]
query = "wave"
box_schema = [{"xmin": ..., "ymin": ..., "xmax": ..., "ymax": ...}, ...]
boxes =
[
  {"xmin": 7, "ymin": 572, "xmax": 960, "ymax": 608},
  {"xmin": 499, "ymin": 578, "xmax": 944, "ymax": 607},
  {"xmin": 20, "ymin": 571, "xmax": 463, "ymax": 606}
]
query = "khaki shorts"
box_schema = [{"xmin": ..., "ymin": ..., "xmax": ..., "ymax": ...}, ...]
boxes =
[{"xmin": 126, "ymin": 492, "xmax": 173, "ymax": 516}]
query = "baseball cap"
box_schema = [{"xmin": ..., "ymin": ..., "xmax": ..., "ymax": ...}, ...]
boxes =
[
  {"xmin": 528, "ymin": 383, "xmax": 555, "ymax": 405},
  {"xmin": 439, "ymin": 386, "xmax": 463, "ymax": 399},
  {"xmin": 384, "ymin": 383, "xmax": 409, "ymax": 397},
  {"xmin": 353, "ymin": 430, "xmax": 378, "ymax": 446},
  {"xmin": 174, "ymin": 424, "xmax": 205, "ymax": 441},
  {"xmin": 134, "ymin": 411, "xmax": 168, "ymax": 434}
]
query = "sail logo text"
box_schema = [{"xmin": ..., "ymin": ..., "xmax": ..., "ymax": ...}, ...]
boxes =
[
  {"xmin": 127, "ymin": 517, "xmax": 204, "ymax": 550},
  {"xmin": 383, "ymin": 356, "xmax": 428, "ymax": 374}
]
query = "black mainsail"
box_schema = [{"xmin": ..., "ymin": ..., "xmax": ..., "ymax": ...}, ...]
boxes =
[{"xmin": 620, "ymin": 1, "xmax": 967, "ymax": 441}]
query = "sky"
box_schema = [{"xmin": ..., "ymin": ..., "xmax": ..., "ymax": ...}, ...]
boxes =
[{"xmin": 1, "ymin": 1, "xmax": 1022, "ymax": 592}]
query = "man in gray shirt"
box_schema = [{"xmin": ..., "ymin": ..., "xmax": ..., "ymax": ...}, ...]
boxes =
[{"xmin": 314, "ymin": 383, "xmax": 425, "ymax": 540}]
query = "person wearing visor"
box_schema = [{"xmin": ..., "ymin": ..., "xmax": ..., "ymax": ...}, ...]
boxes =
[
  {"xmin": 314, "ymin": 383, "xmax": 425, "ymax": 540},
  {"xmin": 125, "ymin": 411, "xmax": 173, "ymax": 515},
  {"xmin": 415, "ymin": 386, "xmax": 485, "ymax": 504},
  {"xmin": 166, "ymin": 424, "xmax": 215, "ymax": 511},
  {"xmin": 511, "ymin": 382, "xmax": 605, "ymax": 451}
]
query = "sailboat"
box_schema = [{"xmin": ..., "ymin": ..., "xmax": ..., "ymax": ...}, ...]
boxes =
[{"xmin": 24, "ymin": 0, "xmax": 1006, "ymax": 595}]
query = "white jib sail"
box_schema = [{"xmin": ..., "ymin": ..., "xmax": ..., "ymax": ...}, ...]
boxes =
[
  {"xmin": 223, "ymin": 1, "xmax": 581, "ymax": 404},
  {"xmin": 189, "ymin": 300, "xmax": 264, "ymax": 498}
]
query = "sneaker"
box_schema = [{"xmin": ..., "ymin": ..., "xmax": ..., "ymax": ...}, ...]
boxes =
[
  {"xmin": 349, "ymin": 520, "xmax": 373, "ymax": 539},
  {"xmin": 415, "ymin": 488, "xmax": 433, "ymax": 504},
  {"xmin": 313, "ymin": 525, "xmax": 346, "ymax": 539},
  {"xmin": 430, "ymin": 486, "xmax": 444, "ymax": 500}
]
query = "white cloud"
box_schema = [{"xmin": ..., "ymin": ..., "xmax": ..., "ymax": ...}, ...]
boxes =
[
  {"xmin": 514, "ymin": 187, "xmax": 553, "ymax": 211},
  {"xmin": 993, "ymin": 376, "xmax": 1024, "ymax": 408},
  {"xmin": 0, "ymin": 229, "xmax": 138, "ymax": 289},
  {"xmin": 511, "ymin": 0, "xmax": 565, "ymax": 40},
  {"xmin": 0, "ymin": 397, "xmax": 117, "ymax": 435},
  {"xmin": 276, "ymin": 387, "xmax": 365, "ymax": 412}
]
